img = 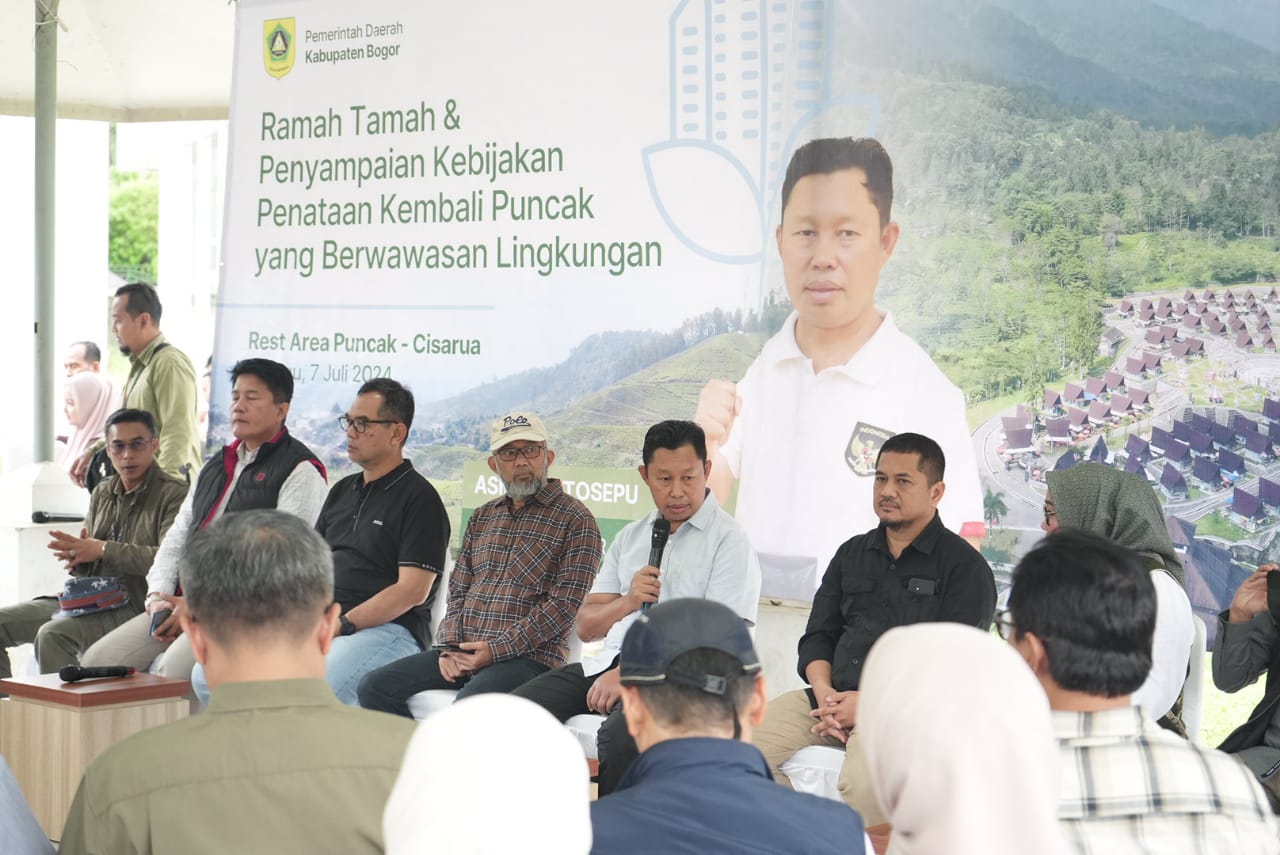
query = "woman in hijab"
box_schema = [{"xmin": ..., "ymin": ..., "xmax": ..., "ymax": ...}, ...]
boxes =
[
  {"xmin": 384, "ymin": 693, "xmax": 591, "ymax": 855},
  {"xmin": 860, "ymin": 623, "xmax": 1069, "ymax": 855},
  {"xmin": 1044, "ymin": 462, "xmax": 1195, "ymax": 732},
  {"xmin": 60, "ymin": 371, "xmax": 118, "ymax": 472}
]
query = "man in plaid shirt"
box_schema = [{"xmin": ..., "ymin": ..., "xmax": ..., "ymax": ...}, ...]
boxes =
[
  {"xmin": 1003, "ymin": 529, "xmax": 1278, "ymax": 853},
  {"xmin": 358, "ymin": 412, "xmax": 603, "ymax": 717}
]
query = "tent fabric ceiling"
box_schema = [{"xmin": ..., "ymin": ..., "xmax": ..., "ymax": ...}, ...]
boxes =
[{"xmin": 0, "ymin": 0, "xmax": 235, "ymax": 121}]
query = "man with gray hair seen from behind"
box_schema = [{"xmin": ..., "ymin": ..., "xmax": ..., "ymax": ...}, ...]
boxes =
[
  {"xmin": 590, "ymin": 599, "xmax": 868, "ymax": 855},
  {"xmin": 359, "ymin": 411, "xmax": 603, "ymax": 716},
  {"xmin": 1005, "ymin": 529, "xmax": 1279, "ymax": 853},
  {"xmin": 60, "ymin": 510, "xmax": 416, "ymax": 855}
]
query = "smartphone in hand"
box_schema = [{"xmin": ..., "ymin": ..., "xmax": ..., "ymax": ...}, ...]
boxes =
[
  {"xmin": 150, "ymin": 609, "xmax": 173, "ymax": 636},
  {"xmin": 432, "ymin": 643, "xmax": 470, "ymax": 655}
]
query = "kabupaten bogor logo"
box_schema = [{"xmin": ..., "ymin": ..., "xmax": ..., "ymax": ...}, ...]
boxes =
[{"xmin": 263, "ymin": 18, "xmax": 295, "ymax": 79}]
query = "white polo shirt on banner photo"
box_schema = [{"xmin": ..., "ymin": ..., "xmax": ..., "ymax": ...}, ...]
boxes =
[{"xmin": 721, "ymin": 310, "xmax": 984, "ymax": 599}]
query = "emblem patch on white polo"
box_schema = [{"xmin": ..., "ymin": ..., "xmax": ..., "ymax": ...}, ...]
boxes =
[{"xmin": 845, "ymin": 422, "xmax": 894, "ymax": 476}]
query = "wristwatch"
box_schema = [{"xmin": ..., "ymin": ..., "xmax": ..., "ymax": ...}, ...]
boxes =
[{"xmin": 339, "ymin": 615, "xmax": 358, "ymax": 636}]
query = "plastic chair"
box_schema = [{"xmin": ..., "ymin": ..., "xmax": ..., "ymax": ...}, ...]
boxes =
[{"xmin": 780, "ymin": 746, "xmax": 845, "ymax": 802}]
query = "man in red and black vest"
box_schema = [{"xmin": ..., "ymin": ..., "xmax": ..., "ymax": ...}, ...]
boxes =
[{"xmin": 80, "ymin": 359, "xmax": 327, "ymax": 684}]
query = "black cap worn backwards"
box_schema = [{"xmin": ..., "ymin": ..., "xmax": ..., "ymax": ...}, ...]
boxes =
[{"xmin": 620, "ymin": 599, "xmax": 761, "ymax": 695}]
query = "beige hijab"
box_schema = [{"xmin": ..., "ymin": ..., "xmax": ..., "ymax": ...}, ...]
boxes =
[
  {"xmin": 383, "ymin": 694, "xmax": 591, "ymax": 855},
  {"xmin": 61, "ymin": 371, "xmax": 118, "ymax": 470},
  {"xmin": 860, "ymin": 624, "xmax": 1068, "ymax": 855}
]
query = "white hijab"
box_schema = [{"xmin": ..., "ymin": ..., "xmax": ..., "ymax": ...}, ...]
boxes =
[
  {"xmin": 383, "ymin": 694, "xmax": 591, "ymax": 855},
  {"xmin": 859, "ymin": 624, "xmax": 1069, "ymax": 855}
]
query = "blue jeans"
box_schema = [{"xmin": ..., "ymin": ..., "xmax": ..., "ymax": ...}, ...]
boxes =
[{"xmin": 190, "ymin": 622, "xmax": 422, "ymax": 706}]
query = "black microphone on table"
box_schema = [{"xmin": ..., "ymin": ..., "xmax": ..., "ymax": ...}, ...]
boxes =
[
  {"xmin": 59, "ymin": 665, "xmax": 135, "ymax": 683},
  {"xmin": 33, "ymin": 511, "xmax": 85, "ymax": 524},
  {"xmin": 641, "ymin": 518, "xmax": 671, "ymax": 614}
]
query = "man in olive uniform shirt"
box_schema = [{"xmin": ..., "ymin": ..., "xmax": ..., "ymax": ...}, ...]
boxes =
[
  {"xmin": 59, "ymin": 510, "xmax": 415, "ymax": 855},
  {"xmin": 70, "ymin": 282, "xmax": 201, "ymax": 486},
  {"xmin": 0, "ymin": 409, "xmax": 186, "ymax": 679}
]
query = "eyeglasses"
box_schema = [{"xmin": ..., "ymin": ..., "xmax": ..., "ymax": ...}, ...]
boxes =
[
  {"xmin": 994, "ymin": 609, "xmax": 1016, "ymax": 641},
  {"xmin": 495, "ymin": 444, "xmax": 545, "ymax": 461},
  {"xmin": 338, "ymin": 415, "xmax": 396, "ymax": 434},
  {"xmin": 1042, "ymin": 503, "xmax": 1058, "ymax": 525},
  {"xmin": 107, "ymin": 438, "xmax": 152, "ymax": 454}
]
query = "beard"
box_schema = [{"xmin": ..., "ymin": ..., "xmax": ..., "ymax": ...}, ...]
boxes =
[
  {"xmin": 504, "ymin": 474, "xmax": 545, "ymax": 501},
  {"xmin": 118, "ymin": 343, "xmax": 132, "ymax": 356}
]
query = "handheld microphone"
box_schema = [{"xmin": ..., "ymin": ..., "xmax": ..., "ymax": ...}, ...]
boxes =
[
  {"xmin": 642, "ymin": 518, "xmax": 671, "ymax": 614},
  {"xmin": 33, "ymin": 511, "xmax": 86, "ymax": 524},
  {"xmin": 59, "ymin": 665, "xmax": 135, "ymax": 683}
]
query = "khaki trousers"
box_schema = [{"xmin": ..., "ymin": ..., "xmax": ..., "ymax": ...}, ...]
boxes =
[
  {"xmin": 0, "ymin": 598, "xmax": 137, "ymax": 680},
  {"xmin": 751, "ymin": 688, "xmax": 886, "ymax": 826},
  {"xmin": 80, "ymin": 610, "xmax": 197, "ymax": 681}
]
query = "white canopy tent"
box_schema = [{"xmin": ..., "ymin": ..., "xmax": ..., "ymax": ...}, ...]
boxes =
[
  {"xmin": 2, "ymin": 0, "xmax": 234, "ymax": 463},
  {"xmin": 0, "ymin": 1, "xmax": 234, "ymax": 122}
]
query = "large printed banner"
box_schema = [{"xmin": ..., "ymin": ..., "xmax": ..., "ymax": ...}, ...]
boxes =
[
  {"xmin": 217, "ymin": 0, "xmax": 1280, "ymax": 624},
  {"xmin": 215, "ymin": 0, "xmax": 954, "ymax": 600},
  {"xmin": 222, "ymin": 1, "xmax": 751, "ymax": 403}
]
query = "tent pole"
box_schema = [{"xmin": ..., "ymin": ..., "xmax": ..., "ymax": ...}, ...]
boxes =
[{"xmin": 33, "ymin": 0, "xmax": 58, "ymax": 463}]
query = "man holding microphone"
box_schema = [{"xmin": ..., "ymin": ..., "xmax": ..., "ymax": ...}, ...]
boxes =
[{"xmin": 513, "ymin": 420, "xmax": 761, "ymax": 794}]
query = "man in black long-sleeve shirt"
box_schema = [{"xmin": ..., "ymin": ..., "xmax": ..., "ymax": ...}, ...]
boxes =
[{"xmin": 751, "ymin": 432, "xmax": 996, "ymax": 827}]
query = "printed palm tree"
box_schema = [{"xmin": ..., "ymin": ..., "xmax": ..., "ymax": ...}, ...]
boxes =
[{"xmin": 983, "ymin": 487, "xmax": 1009, "ymax": 529}]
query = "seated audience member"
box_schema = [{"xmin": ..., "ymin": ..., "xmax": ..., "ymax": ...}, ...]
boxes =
[
  {"xmin": 359, "ymin": 412, "xmax": 603, "ymax": 716},
  {"xmin": 860, "ymin": 623, "xmax": 1068, "ymax": 855},
  {"xmin": 591, "ymin": 599, "xmax": 867, "ymax": 855},
  {"xmin": 1215, "ymin": 562, "xmax": 1280, "ymax": 810},
  {"xmin": 513, "ymin": 419, "xmax": 761, "ymax": 794},
  {"xmin": 80, "ymin": 358, "xmax": 326, "ymax": 683},
  {"xmin": 751, "ymin": 432, "xmax": 995, "ymax": 825},
  {"xmin": 59, "ymin": 370, "xmax": 118, "ymax": 472},
  {"xmin": 1044, "ymin": 462, "xmax": 1194, "ymax": 730},
  {"xmin": 384, "ymin": 694, "xmax": 591, "ymax": 855},
  {"xmin": 1006, "ymin": 529, "xmax": 1279, "ymax": 852},
  {"xmin": 191, "ymin": 378, "xmax": 448, "ymax": 704},
  {"xmin": 0, "ymin": 410, "xmax": 185, "ymax": 680},
  {"xmin": 59, "ymin": 510, "xmax": 416, "ymax": 854}
]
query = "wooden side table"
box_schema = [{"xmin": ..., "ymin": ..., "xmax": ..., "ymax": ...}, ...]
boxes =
[{"xmin": 0, "ymin": 673, "xmax": 190, "ymax": 840}]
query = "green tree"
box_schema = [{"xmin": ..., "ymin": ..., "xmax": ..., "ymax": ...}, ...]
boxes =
[{"xmin": 108, "ymin": 169, "xmax": 159, "ymax": 283}]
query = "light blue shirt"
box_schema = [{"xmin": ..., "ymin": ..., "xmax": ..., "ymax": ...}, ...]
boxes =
[
  {"xmin": 0, "ymin": 757, "xmax": 54, "ymax": 855},
  {"xmin": 581, "ymin": 492, "xmax": 761, "ymax": 676}
]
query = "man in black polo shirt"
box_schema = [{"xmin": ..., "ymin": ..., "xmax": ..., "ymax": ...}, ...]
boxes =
[
  {"xmin": 316, "ymin": 378, "xmax": 449, "ymax": 705},
  {"xmin": 751, "ymin": 432, "xmax": 995, "ymax": 828}
]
